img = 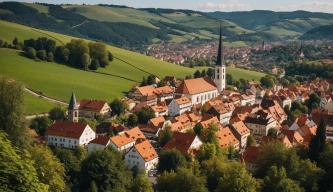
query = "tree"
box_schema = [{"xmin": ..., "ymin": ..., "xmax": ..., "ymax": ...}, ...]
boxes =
[
  {"xmin": 262, "ymin": 166, "xmax": 303, "ymax": 192},
  {"xmin": 108, "ymin": 51, "xmax": 113, "ymax": 61},
  {"xmin": 146, "ymin": 75, "xmax": 155, "ymax": 85},
  {"xmin": 49, "ymin": 107, "xmax": 66, "ymax": 121},
  {"xmin": 54, "ymin": 46, "xmax": 70, "ymax": 63},
  {"xmin": 81, "ymin": 53, "xmax": 91, "ymax": 71},
  {"xmin": 193, "ymin": 123, "xmax": 203, "ymax": 135},
  {"xmin": 30, "ymin": 116, "xmax": 51, "ymax": 136},
  {"xmin": 89, "ymin": 42, "xmax": 109, "ymax": 67},
  {"xmin": 158, "ymin": 126, "xmax": 173, "ymax": 147},
  {"xmin": 36, "ymin": 49, "xmax": 47, "ymax": 60},
  {"xmin": 196, "ymin": 143, "xmax": 217, "ymax": 162},
  {"xmin": 200, "ymin": 123, "xmax": 218, "ymax": 143},
  {"xmin": 26, "ymin": 47, "xmax": 36, "ymax": 59},
  {"xmin": 136, "ymin": 107, "xmax": 155, "ymax": 124},
  {"xmin": 80, "ymin": 148, "xmax": 132, "ymax": 192},
  {"xmin": 267, "ymin": 128, "xmax": 278, "ymax": 137},
  {"xmin": 319, "ymin": 144, "xmax": 333, "ymax": 191},
  {"xmin": 157, "ymin": 168, "xmax": 207, "ymax": 192},
  {"xmin": 215, "ymin": 162, "xmax": 258, "ymax": 192},
  {"xmin": 207, "ymin": 68, "xmax": 214, "ymax": 78},
  {"xmin": 247, "ymin": 135, "xmax": 256, "ymax": 147},
  {"xmin": 0, "ymin": 77, "xmax": 29, "ymax": 147},
  {"xmin": 66, "ymin": 39, "xmax": 90, "ymax": 69},
  {"xmin": 0, "ymin": 131, "xmax": 48, "ymax": 192},
  {"xmin": 200, "ymin": 70, "xmax": 206, "ymax": 77},
  {"xmin": 89, "ymin": 59, "xmax": 100, "ymax": 70},
  {"xmin": 110, "ymin": 98, "xmax": 128, "ymax": 116},
  {"xmin": 89, "ymin": 181, "xmax": 98, "ymax": 192},
  {"xmin": 131, "ymin": 172, "xmax": 153, "ymax": 192},
  {"xmin": 29, "ymin": 145, "xmax": 66, "ymax": 192},
  {"xmin": 260, "ymin": 75, "xmax": 275, "ymax": 88},
  {"xmin": 127, "ymin": 114, "xmax": 138, "ymax": 127},
  {"xmin": 194, "ymin": 70, "xmax": 201, "ymax": 78},
  {"xmin": 47, "ymin": 52, "xmax": 54, "ymax": 62},
  {"xmin": 309, "ymin": 118, "xmax": 327, "ymax": 162},
  {"xmin": 158, "ymin": 149, "xmax": 186, "ymax": 172},
  {"xmin": 305, "ymin": 93, "xmax": 320, "ymax": 111},
  {"xmin": 12, "ymin": 37, "xmax": 18, "ymax": 45},
  {"xmin": 140, "ymin": 77, "xmax": 147, "ymax": 86}
]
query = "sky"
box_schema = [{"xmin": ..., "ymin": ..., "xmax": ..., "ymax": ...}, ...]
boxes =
[{"xmin": 3, "ymin": 0, "xmax": 333, "ymax": 13}]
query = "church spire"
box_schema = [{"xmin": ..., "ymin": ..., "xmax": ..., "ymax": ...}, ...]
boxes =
[
  {"xmin": 68, "ymin": 92, "xmax": 78, "ymax": 110},
  {"xmin": 216, "ymin": 24, "xmax": 225, "ymax": 66}
]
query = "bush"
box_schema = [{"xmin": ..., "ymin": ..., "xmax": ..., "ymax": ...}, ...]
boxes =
[
  {"xmin": 89, "ymin": 59, "xmax": 100, "ymax": 70},
  {"xmin": 26, "ymin": 47, "xmax": 36, "ymax": 59},
  {"xmin": 36, "ymin": 50, "xmax": 47, "ymax": 60},
  {"xmin": 47, "ymin": 52, "xmax": 54, "ymax": 62}
]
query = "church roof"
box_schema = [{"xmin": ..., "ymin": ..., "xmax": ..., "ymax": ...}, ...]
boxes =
[
  {"xmin": 216, "ymin": 25, "xmax": 225, "ymax": 66},
  {"xmin": 68, "ymin": 92, "xmax": 78, "ymax": 110}
]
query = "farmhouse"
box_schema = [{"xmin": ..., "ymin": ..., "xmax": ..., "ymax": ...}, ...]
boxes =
[{"xmin": 78, "ymin": 99, "xmax": 111, "ymax": 118}]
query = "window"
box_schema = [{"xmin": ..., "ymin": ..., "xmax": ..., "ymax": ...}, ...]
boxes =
[{"xmin": 217, "ymin": 75, "xmax": 219, "ymax": 79}]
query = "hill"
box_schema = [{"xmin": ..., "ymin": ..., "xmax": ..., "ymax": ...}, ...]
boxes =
[
  {"xmin": 0, "ymin": 20, "xmax": 266, "ymax": 114},
  {"xmin": 301, "ymin": 25, "xmax": 333, "ymax": 40}
]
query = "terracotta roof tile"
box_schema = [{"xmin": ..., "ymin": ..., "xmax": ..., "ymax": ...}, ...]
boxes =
[
  {"xmin": 110, "ymin": 127, "xmax": 145, "ymax": 148},
  {"xmin": 134, "ymin": 140, "xmax": 158, "ymax": 162},
  {"xmin": 79, "ymin": 99, "xmax": 108, "ymax": 112},
  {"xmin": 90, "ymin": 135, "xmax": 110, "ymax": 146},
  {"xmin": 46, "ymin": 120, "xmax": 89, "ymax": 139},
  {"xmin": 215, "ymin": 127, "xmax": 239, "ymax": 148},
  {"xmin": 175, "ymin": 78, "xmax": 217, "ymax": 95},
  {"xmin": 163, "ymin": 132, "xmax": 198, "ymax": 155},
  {"xmin": 230, "ymin": 121, "xmax": 250, "ymax": 136}
]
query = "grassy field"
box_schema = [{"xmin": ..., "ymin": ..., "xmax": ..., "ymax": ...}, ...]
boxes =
[
  {"xmin": 0, "ymin": 20, "xmax": 265, "ymax": 114},
  {"xmin": 23, "ymin": 93, "xmax": 61, "ymax": 115}
]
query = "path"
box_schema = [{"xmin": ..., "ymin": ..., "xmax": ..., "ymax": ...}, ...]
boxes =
[
  {"xmin": 71, "ymin": 20, "xmax": 89, "ymax": 29},
  {"xmin": 25, "ymin": 113, "xmax": 49, "ymax": 120},
  {"xmin": 24, "ymin": 87, "xmax": 68, "ymax": 106}
]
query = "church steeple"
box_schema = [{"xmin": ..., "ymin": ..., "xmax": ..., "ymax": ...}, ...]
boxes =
[
  {"xmin": 214, "ymin": 25, "xmax": 226, "ymax": 93},
  {"xmin": 68, "ymin": 92, "xmax": 79, "ymax": 122},
  {"xmin": 216, "ymin": 25, "xmax": 225, "ymax": 66}
]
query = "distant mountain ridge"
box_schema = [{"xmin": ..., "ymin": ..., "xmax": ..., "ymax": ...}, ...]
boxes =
[{"xmin": 1, "ymin": 2, "xmax": 333, "ymax": 50}]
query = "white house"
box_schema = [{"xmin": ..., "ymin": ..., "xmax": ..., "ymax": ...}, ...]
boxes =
[
  {"xmin": 109, "ymin": 127, "xmax": 146, "ymax": 152},
  {"xmin": 87, "ymin": 135, "xmax": 111, "ymax": 153},
  {"xmin": 125, "ymin": 140, "xmax": 159, "ymax": 172},
  {"xmin": 240, "ymin": 93, "xmax": 256, "ymax": 106},
  {"xmin": 168, "ymin": 96, "xmax": 192, "ymax": 117},
  {"xmin": 229, "ymin": 120, "xmax": 250, "ymax": 149},
  {"xmin": 244, "ymin": 110, "xmax": 277, "ymax": 140},
  {"xmin": 46, "ymin": 120, "xmax": 96, "ymax": 149}
]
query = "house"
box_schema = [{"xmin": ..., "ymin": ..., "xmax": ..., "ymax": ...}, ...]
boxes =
[
  {"xmin": 246, "ymin": 84, "xmax": 265, "ymax": 99},
  {"xmin": 170, "ymin": 113, "xmax": 194, "ymax": 132},
  {"xmin": 153, "ymin": 86, "xmax": 174, "ymax": 102},
  {"xmin": 163, "ymin": 132, "xmax": 203, "ymax": 156},
  {"xmin": 229, "ymin": 120, "xmax": 250, "ymax": 149},
  {"xmin": 199, "ymin": 115, "xmax": 222, "ymax": 129},
  {"xmin": 261, "ymin": 135, "xmax": 292, "ymax": 148},
  {"xmin": 151, "ymin": 102, "xmax": 168, "ymax": 117},
  {"xmin": 244, "ymin": 109, "xmax": 277, "ymax": 140},
  {"xmin": 138, "ymin": 116, "xmax": 170, "ymax": 139},
  {"xmin": 289, "ymin": 115, "xmax": 317, "ymax": 144},
  {"xmin": 281, "ymin": 129, "xmax": 304, "ymax": 146},
  {"xmin": 242, "ymin": 146, "xmax": 261, "ymax": 172},
  {"xmin": 312, "ymin": 109, "xmax": 333, "ymax": 141},
  {"xmin": 125, "ymin": 140, "xmax": 159, "ymax": 172},
  {"xmin": 206, "ymin": 102, "xmax": 235, "ymax": 126},
  {"xmin": 46, "ymin": 120, "xmax": 96, "ymax": 149},
  {"xmin": 109, "ymin": 127, "xmax": 146, "ymax": 152},
  {"xmin": 95, "ymin": 122, "xmax": 126, "ymax": 135},
  {"xmin": 78, "ymin": 99, "xmax": 111, "ymax": 118},
  {"xmin": 215, "ymin": 127, "xmax": 240, "ymax": 150},
  {"xmin": 261, "ymin": 97, "xmax": 287, "ymax": 123},
  {"xmin": 175, "ymin": 77, "xmax": 218, "ymax": 105},
  {"xmin": 87, "ymin": 135, "xmax": 111, "ymax": 153},
  {"xmin": 168, "ymin": 96, "xmax": 192, "ymax": 117},
  {"xmin": 131, "ymin": 85, "xmax": 157, "ymax": 106},
  {"xmin": 240, "ymin": 93, "xmax": 256, "ymax": 106}
]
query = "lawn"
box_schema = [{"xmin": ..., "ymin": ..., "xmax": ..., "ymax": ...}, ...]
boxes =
[{"xmin": 23, "ymin": 92, "xmax": 61, "ymax": 115}]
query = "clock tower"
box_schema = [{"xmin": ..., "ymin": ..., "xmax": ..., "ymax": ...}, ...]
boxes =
[{"xmin": 214, "ymin": 26, "xmax": 226, "ymax": 93}]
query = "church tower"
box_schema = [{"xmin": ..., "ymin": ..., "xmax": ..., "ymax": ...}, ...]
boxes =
[
  {"xmin": 68, "ymin": 92, "xmax": 79, "ymax": 123},
  {"xmin": 214, "ymin": 26, "xmax": 226, "ymax": 93}
]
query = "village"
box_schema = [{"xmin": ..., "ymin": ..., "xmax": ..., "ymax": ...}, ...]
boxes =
[{"xmin": 44, "ymin": 28, "xmax": 333, "ymax": 178}]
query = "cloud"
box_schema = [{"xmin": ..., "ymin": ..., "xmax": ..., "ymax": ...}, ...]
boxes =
[
  {"xmin": 277, "ymin": 1, "xmax": 333, "ymax": 13},
  {"xmin": 197, "ymin": 1, "xmax": 250, "ymax": 12}
]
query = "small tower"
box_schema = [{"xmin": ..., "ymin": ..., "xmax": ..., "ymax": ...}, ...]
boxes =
[
  {"xmin": 299, "ymin": 42, "xmax": 305, "ymax": 59},
  {"xmin": 214, "ymin": 25, "xmax": 226, "ymax": 93},
  {"xmin": 262, "ymin": 40, "xmax": 266, "ymax": 51},
  {"xmin": 68, "ymin": 92, "xmax": 79, "ymax": 123}
]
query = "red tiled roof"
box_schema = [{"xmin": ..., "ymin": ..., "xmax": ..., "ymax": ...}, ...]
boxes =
[
  {"xmin": 79, "ymin": 99, "xmax": 108, "ymax": 112},
  {"xmin": 46, "ymin": 120, "xmax": 88, "ymax": 139},
  {"xmin": 90, "ymin": 135, "xmax": 110, "ymax": 145},
  {"xmin": 134, "ymin": 140, "xmax": 158, "ymax": 162},
  {"xmin": 215, "ymin": 127, "xmax": 239, "ymax": 148},
  {"xmin": 175, "ymin": 78, "xmax": 217, "ymax": 95},
  {"xmin": 163, "ymin": 132, "xmax": 198, "ymax": 155},
  {"xmin": 110, "ymin": 127, "xmax": 145, "ymax": 148}
]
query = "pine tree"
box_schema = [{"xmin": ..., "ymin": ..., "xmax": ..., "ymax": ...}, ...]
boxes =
[{"xmin": 309, "ymin": 118, "xmax": 327, "ymax": 162}]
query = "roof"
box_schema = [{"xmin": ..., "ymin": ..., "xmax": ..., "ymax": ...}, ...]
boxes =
[
  {"xmin": 163, "ymin": 132, "xmax": 198, "ymax": 155},
  {"xmin": 110, "ymin": 127, "xmax": 145, "ymax": 148},
  {"xmin": 133, "ymin": 140, "xmax": 158, "ymax": 162},
  {"xmin": 175, "ymin": 78, "xmax": 217, "ymax": 95},
  {"xmin": 216, "ymin": 25, "xmax": 225, "ymax": 66},
  {"xmin": 90, "ymin": 135, "xmax": 110, "ymax": 146},
  {"xmin": 216, "ymin": 127, "xmax": 239, "ymax": 148},
  {"xmin": 68, "ymin": 92, "xmax": 78, "ymax": 110},
  {"xmin": 151, "ymin": 102, "xmax": 168, "ymax": 113},
  {"xmin": 148, "ymin": 116, "xmax": 166, "ymax": 128},
  {"xmin": 46, "ymin": 120, "xmax": 88, "ymax": 139},
  {"xmin": 136, "ymin": 85, "xmax": 155, "ymax": 96},
  {"xmin": 153, "ymin": 86, "xmax": 173, "ymax": 95},
  {"xmin": 175, "ymin": 96, "xmax": 191, "ymax": 105},
  {"xmin": 230, "ymin": 121, "xmax": 250, "ymax": 136},
  {"xmin": 79, "ymin": 99, "xmax": 108, "ymax": 112},
  {"xmin": 199, "ymin": 116, "xmax": 221, "ymax": 129}
]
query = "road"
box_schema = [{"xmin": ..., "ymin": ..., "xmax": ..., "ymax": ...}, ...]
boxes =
[{"xmin": 24, "ymin": 87, "xmax": 68, "ymax": 105}]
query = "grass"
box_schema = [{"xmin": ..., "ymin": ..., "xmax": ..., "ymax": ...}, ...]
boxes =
[
  {"xmin": 226, "ymin": 67, "xmax": 265, "ymax": 81},
  {"xmin": 23, "ymin": 92, "xmax": 61, "ymax": 115},
  {"xmin": 0, "ymin": 20, "xmax": 266, "ymax": 114}
]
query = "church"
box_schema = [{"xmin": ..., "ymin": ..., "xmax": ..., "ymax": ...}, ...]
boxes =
[{"xmin": 175, "ymin": 26, "xmax": 226, "ymax": 105}]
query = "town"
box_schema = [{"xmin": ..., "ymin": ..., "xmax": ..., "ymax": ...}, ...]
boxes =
[{"xmin": 38, "ymin": 28, "xmax": 333, "ymax": 189}]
